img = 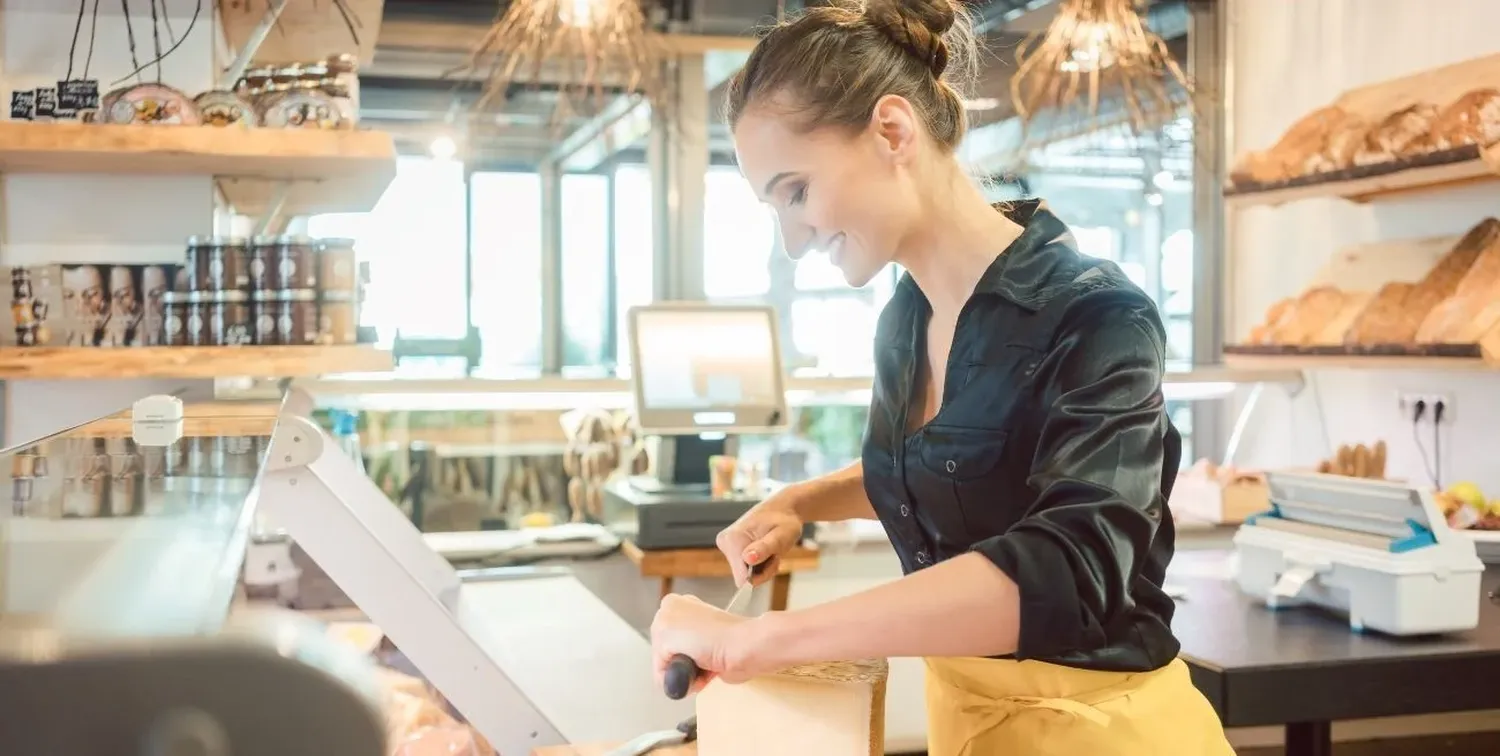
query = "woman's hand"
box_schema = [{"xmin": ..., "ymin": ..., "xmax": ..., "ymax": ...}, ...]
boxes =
[
  {"xmin": 650, "ymin": 594, "xmax": 772, "ymax": 694},
  {"xmin": 716, "ymin": 488, "xmax": 807, "ymax": 587}
]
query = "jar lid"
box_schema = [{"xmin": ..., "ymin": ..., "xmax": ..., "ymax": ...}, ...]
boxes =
[
  {"xmin": 318, "ymin": 238, "xmax": 357, "ymax": 250},
  {"xmin": 162, "ymin": 291, "xmax": 206, "ymax": 304},
  {"xmin": 320, "ymin": 290, "xmax": 357, "ymax": 302},
  {"xmin": 185, "ymin": 235, "xmax": 229, "ymax": 247},
  {"xmin": 251, "ymin": 234, "xmax": 281, "ymax": 246},
  {"xmin": 212, "ymin": 290, "xmax": 250, "ymax": 303},
  {"xmin": 276, "ymin": 234, "xmax": 315, "ymax": 245}
]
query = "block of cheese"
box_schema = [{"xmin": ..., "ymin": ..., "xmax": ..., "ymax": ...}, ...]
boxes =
[{"xmin": 696, "ymin": 659, "xmax": 888, "ymax": 756}]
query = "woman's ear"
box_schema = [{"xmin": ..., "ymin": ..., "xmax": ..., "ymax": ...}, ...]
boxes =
[{"xmin": 869, "ymin": 94, "xmax": 920, "ymax": 163}]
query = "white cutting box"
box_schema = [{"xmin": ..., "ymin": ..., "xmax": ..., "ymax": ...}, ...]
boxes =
[{"xmin": 1234, "ymin": 471, "xmax": 1484, "ymax": 636}]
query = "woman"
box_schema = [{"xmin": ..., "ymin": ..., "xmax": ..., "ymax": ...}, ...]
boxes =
[{"xmin": 648, "ymin": 0, "xmax": 1234, "ymax": 753}]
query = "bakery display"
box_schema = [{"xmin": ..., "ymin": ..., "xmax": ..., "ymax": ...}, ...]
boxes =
[
  {"xmin": 1434, "ymin": 480, "xmax": 1500, "ymax": 531},
  {"xmin": 1229, "ymin": 217, "xmax": 1500, "ymax": 358},
  {"xmin": 1228, "ymin": 54, "xmax": 1500, "ymax": 197},
  {"xmin": 1315, "ymin": 441, "xmax": 1388, "ymax": 480}
]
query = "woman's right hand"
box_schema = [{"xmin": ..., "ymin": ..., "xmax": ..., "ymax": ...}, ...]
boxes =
[{"xmin": 716, "ymin": 487, "xmax": 806, "ymax": 587}]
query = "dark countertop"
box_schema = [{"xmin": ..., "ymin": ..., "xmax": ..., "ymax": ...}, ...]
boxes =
[{"xmin": 1169, "ymin": 551, "xmax": 1500, "ymax": 726}]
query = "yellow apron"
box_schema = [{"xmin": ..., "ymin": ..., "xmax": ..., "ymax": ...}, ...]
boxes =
[{"xmin": 924, "ymin": 656, "xmax": 1234, "ymax": 755}]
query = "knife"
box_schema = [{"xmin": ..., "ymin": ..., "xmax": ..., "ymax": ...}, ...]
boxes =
[
  {"xmin": 662, "ymin": 561, "xmax": 766, "ymax": 700},
  {"xmin": 603, "ymin": 715, "xmax": 697, "ymax": 756}
]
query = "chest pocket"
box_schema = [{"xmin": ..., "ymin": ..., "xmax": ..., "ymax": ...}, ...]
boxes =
[{"xmin": 913, "ymin": 425, "xmax": 1011, "ymax": 545}]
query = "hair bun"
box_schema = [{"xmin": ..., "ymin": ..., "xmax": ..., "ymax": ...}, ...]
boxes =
[{"xmin": 863, "ymin": 0, "xmax": 958, "ymax": 78}]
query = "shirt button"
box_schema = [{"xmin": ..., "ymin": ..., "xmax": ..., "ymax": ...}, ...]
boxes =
[
  {"xmin": 899, "ymin": 504, "xmax": 910, "ymax": 517},
  {"xmin": 945, "ymin": 460, "xmax": 956, "ymax": 473},
  {"xmin": 916, "ymin": 551, "xmax": 931, "ymax": 565}
]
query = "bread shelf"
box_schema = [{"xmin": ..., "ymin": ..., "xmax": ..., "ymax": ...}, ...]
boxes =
[
  {"xmin": 1226, "ymin": 52, "xmax": 1500, "ymax": 207},
  {"xmin": 1225, "ymin": 145, "xmax": 1500, "ymax": 208},
  {"xmin": 0, "ymin": 345, "xmax": 392, "ymax": 380},
  {"xmin": 1223, "ymin": 350, "xmax": 1493, "ymax": 372},
  {"xmin": 0, "ymin": 121, "xmax": 397, "ymax": 216}
]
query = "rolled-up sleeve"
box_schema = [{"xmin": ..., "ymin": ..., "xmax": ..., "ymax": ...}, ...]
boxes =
[{"xmin": 971, "ymin": 303, "xmax": 1168, "ymax": 660}]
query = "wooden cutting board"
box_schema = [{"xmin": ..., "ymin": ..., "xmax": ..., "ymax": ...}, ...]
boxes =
[{"xmin": 531, "ymin": 744, "xmax": 697, "ymax": 756}]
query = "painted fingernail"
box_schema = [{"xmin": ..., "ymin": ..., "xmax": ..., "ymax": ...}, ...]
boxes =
[{"xmin": 746, "ymin": 549, "xmax": 760, "ymax": 562}]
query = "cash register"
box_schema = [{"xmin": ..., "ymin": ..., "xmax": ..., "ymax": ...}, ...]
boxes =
[{"xmin": 603, "ymin": 302, "xmax": 811, "ymax": 549}]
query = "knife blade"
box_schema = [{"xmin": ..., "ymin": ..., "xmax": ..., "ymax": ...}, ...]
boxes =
[
  {"xmin": 662, "ymin": 561, "xmax": 767, "ymax": 700},
  {"xmin": 603, "ymin": 716, "xmax": 697, "ymax": 756}
]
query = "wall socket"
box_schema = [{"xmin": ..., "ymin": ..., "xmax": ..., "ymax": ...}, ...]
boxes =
[{"xmin": 1397, "ymin": 392, "xmax": 1455, "ymax": 423}]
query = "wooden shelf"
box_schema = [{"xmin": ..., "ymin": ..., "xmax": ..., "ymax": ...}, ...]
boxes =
[
  {"xmin": 1226, "ymin": 52, "xmax": 1500, "ymax": 208},
  {"xmin": 1225, "ymin": 148, "xmax": 1500, "ymax": 209},
  {"xmin": 1223, "ymin": 352, "xmax": 1493, "ymax": 371},
  {"xmin": 0, "ymin": 121, "xmax": 396, "ymax": 215},
  {"xmin": 0, "ymin": 345, "xmax": 392, "ymax": 380}
]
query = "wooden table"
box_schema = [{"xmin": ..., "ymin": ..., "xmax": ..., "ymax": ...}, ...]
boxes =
[
  {"xmin": 532, "ymin": 744, "xmax": 696, "ymax": 756},
  {"xmin": 621, "ymin": 539, "xmax": 820, "ymax": 611},
  {"xmin": 1171, "ymin": 551, "xmax": 1500, "ymax": 756}
]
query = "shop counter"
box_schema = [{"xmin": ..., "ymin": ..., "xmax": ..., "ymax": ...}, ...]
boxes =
[{"xmin": 1171, "ymin": 550, "xmax": 1500, "ymax": 756}]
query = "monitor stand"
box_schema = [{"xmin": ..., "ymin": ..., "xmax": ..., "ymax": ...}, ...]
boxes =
[{"xmin": 628, "ymin": 433, "xmax": 739, "ymax": 494}]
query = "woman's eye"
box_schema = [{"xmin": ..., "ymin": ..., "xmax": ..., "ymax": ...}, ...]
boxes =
[{"xmin": 789, "ymin": 184, "xmax": 807, "ymax": 206}]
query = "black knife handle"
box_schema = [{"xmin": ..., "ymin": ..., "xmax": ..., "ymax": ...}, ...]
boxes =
[{"xmin": 664, "ymin": 654, "xmax": 698, "ymax": 700}]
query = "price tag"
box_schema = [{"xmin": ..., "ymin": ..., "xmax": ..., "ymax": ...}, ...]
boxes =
[
  {"xmin": 9, "ymin": 90, "xmax": 35, "ymax": 120},
  {"xmin": 57, "ymin": 79, "xmax": 100, "ymax": 118},
  {"xmin": 33, "ymin": 86, "xmax": 58, "ymax": 120}
]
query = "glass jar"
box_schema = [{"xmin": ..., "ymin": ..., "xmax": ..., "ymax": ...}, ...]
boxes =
[
  {"xmin": 251, "ymin": 289, "xmax": 318, "ymax": 346},
  {"xmin": 161, "ymin": 291, "xmax": 206, "ymax": 346},
  {"xmin": 318, "ymin": 291, "xmax": 357, "ymax": 345},
  {"xmin": 203, "ymin": 237, "xmax": 249, "ymax": 291},
  {"xmin": 276, "ymin": 235, "xmax": 318, "ymax": 289},
  {"xmin": 249, "ymin": 235, "xmax": 279, "ymax": 291},
  {"xmin": 208, "ymin": 291, "xmax": 253, "ymax": 346},
  {"xmin": 318, "ymin": 238, "xmax": 358, "ymax": 295}
]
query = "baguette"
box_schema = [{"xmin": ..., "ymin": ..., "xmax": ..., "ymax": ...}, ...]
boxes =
[
  {"xmin": 1272, "ymin": 286, "xmax": 1346, "ymax": 345},
  {"xmin": 1231, "ymin": 106, "xmax": 1353, "ymax": 185},
  {"xmin": 1311, "ymin": 291, "xmax": 1372, "ymax": 345},
  {"xmin": 1414, "ymin": 218, "xmax": 1500, "ymax": 342},
  {"xmin": 1344, "ymin": 282, "xmax": 1416, "ymax": 345}
]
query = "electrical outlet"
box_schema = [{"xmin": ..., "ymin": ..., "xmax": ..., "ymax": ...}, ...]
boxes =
[{"xmin": 1397, "ymin": 392, "xmax": 1455, "ymax": 423}]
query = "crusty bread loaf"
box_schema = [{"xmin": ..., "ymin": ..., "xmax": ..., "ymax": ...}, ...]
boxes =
[
  {"xmin": 1451, "ymin": 299, "xmax": 1500, "ymax": 343},
  {"xmin": 1312, "ymin": 291, "xmax": 1373, "ymax": 345},
  {"xmin": 1305, "ymin": 118, "xmax": 1370, "ymax": 175},
  {"xmin": 1431, "ymin": 88, "xmax": 1500, "ymax": 150},
  {"xmin": 1246, "ymin": 297, "xmax": 1295, "ymax": 344},
  {"xmin": 1344, "ymin": 282, "xmax": 1417, "ymax": 344},
  {"xmin": 1231, "ymin": 106, "xmax": 1353, "ymax": 185},
  {"xmin": 1353, "ymin": 103, "xmax": 1440, "ymax": 165},
  {"xmin": 1414, "ymin": 218, "xmax": 1500, "ymax": 342},
  {"xmin": 1272, "ymin": 286, "xmax": 1346, "ymax": 345}
]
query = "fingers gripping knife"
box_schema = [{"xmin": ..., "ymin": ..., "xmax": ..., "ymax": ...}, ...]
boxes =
[{"xmin": 662, "ymin": 561, "xmax": 767, "ymax": 700}]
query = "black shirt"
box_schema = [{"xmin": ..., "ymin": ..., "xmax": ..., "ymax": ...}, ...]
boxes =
[{"xmin": 861, "ymin": 200, "xmax": 1182, "ymax": 673}]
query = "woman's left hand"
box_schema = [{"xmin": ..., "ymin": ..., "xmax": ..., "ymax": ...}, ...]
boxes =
[{"xmin": 650, "ymin": 594, "xmax": 770, "ymax": 694}]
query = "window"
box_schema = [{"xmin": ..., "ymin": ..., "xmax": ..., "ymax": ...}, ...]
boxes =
[
  {"xmin": 471, "ymin": 171, "xmax": 543, "ymax": 371},
  {"xmin": 308, "ymin": 156, "xmax": 467, "ymax": 343},
  {"xmin": 560, "ymin": 174, "xmax": 612, "ymax": 368},
  {"xmin": 613, "ymin": 164, "xmax": 655, "ymax": 369},
  {"xmin": 701, "ymin": 166, "xmax": 896, "ymax": 375}
]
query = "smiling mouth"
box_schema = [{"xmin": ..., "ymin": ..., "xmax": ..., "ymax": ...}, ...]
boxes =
[{"xmin": 824, "ymin": 233, "xmax": 847, "ymax": 265}]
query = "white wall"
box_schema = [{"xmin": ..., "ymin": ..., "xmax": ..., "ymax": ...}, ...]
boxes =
[
  {"xmin": 0, "ymin": 0, "xmax": 218, "ymax": 443},
  {"xmin": 1228, "ymin": 0, "xmax": 1500, "ymax": 491}
]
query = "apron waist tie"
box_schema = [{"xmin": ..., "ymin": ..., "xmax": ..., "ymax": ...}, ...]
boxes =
[{"xmin": 959, "ymin": 694, "xmax": 1113, "ymax": 736}]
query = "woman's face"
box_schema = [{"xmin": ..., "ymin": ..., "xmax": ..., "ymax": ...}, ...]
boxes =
[{"xmin": 732, "ymin": 97, "xmax": 923, "ymax": 288}]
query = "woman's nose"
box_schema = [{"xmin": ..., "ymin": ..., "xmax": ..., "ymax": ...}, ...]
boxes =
[{"xmin": 780, "ymin": 223, "xmax": 814, "ymax": 261}]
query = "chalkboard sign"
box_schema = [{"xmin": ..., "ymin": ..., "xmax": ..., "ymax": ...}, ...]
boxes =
[
  {"xmin": 9, "ymin": 90, "xmax": 35, "ymax": 120},
  {"xmin": 34, "ymin": 87, "xmax": 57, "ymax": 120},
  {"xmin": 57, "ymin": 79, "xmax": 100, "ymax": 116}
]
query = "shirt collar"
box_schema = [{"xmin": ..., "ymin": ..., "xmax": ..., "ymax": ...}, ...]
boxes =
[{"xmin": 896, "ymin": 199, "xmax": 1074, "ymax": 312}]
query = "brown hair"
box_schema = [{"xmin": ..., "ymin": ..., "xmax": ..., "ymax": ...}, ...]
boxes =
[{"xmin": 724, "ymin": 0, "xmax": 979, "ymax": 151}]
